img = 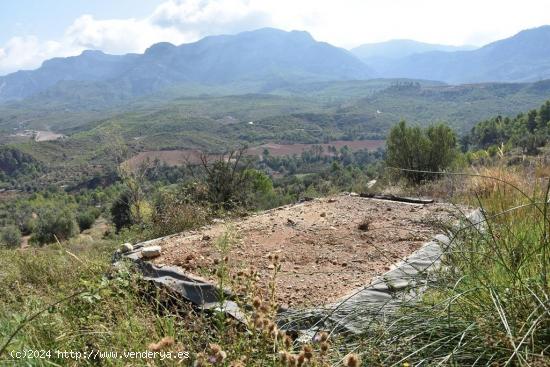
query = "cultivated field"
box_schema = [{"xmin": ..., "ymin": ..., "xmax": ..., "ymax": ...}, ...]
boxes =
[{"xmin": 123, "ymin": 139, "xmax": 385, "ymax": 169}]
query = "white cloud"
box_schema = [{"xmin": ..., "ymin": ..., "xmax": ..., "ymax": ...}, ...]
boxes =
[
  {"xmin": 1, "ymin": 0, "xmax": 550, "ymax": 75},
  {"xmin": 0, "ymin": 36, "xmax": 69, "ymax": 75},
  {"xmin": 64, "ymin": 14, "xmax": 187, "ymax": 54},
  {"xmin": 150, "ymin": 0, "xmax": 272, "ymax": 37}
]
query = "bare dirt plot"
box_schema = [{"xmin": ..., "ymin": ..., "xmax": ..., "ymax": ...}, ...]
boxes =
[
  {"xmin": 34, "ymin": 131, "xmax": 65, "ymax": 142},
  {"xmin": 123, "ymin": 149, "xmax": 204, "ymax": 170},
  {"xmin": 152, "ymin": 195, "xmax": 459, "ymax": 309},
  {"xmin": 246, "ymin": 140, "xmax": 385, "ymax": 157},
  {"xmin": 123, "ymin": 140, "xmax": 385, "ymax": 170}
]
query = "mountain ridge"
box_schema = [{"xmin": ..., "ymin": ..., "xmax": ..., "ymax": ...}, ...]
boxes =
[
  {"xmin": 2, "ymin": 25, "xmax": 550, "ymax": 104},
  {"xmin": 0, "ymin": 28, "xmax": 371, "ymax": 103},
  {"xmin": 369, "ymin": 26, "xmax": 550, "ymax": 83},
  {"xmin": 351, "ymin": 39, "xmax": 476, "ymax": 61}
]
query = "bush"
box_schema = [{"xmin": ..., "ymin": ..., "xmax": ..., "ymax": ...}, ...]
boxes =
[
  {"xmin": 110, "ymin": 190, "xmax": 133, "ymax": 232},
  {"xmin": 77, "ymin": 211, "xmax": 96, "ymax": 232},
  {"xmin": 386, "ymin": 120, "xmax": 457, "ymax": 184},
  {"xmin": 33, "ymin": 208, "xmax": 78, "ymax": 245},
  {"xmin": 1, "ymin": 225, "xmax": 21, "ymax": 248},
  {"xmin": 151, "ymin": 191, "xmax": 210, "ymax": 237}
]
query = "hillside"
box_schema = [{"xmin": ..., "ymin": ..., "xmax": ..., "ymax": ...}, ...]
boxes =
[
  {"xmin": 351, "ymin": 39, "xmax": 475, "ymax": 71},
  {"xmin": 0, "ymin": 28, "xmax": 371, "ymax": 103},
  {"xmin": 370, "ymin": 26, "xmax": 550, "ymax": 83}
]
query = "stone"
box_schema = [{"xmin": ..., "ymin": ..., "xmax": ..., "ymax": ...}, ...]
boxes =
[
  {"xmin": 120, "ymin": 243, "xmax": 133, "ymax": 253},
  {"xmin": 320, "ymin": 212, "xmax": 326, "ymax": 217},
  {"xmin": 141, "ymin": 245, "xmax": 162, "ymax": 259}
]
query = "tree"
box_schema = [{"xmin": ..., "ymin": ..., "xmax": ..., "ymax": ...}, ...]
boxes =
[
  {"xmin": 1, "ymin": 225, "xmax": 21, "ymax": 248},
  {"xmin": 386, "ymin": 121, "xmax": 457, "ymax": 184},
  {"xmin": 110, "ymin": 190, "xmax": 133, "ymax": 232},
  {"xmin": 33, "ymin": 208, "xmax": 78, "ymax": 245},
  {"xmin": 536, "ymin": 100, "xmax": 550, "ymax": 130},
  {"xmin": 77, "ymin": 211, "xmax": 96, "ymax": 232},
  {"xmin": 196, "ymin": 149, "xmax": 251, "ymax": 209}
]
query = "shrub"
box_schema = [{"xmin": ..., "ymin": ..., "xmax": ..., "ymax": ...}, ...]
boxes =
[
  {"xmin": 110, "ymin": 190, "xmax": 133, "ymax": 232},
  {"xmin": 348, "ymin": 168, "xmax": 550, "ymax": 366},
  {"xmin": 196, "ymin": 149, "xmax": 259, "ymax": 209},
  {"xmin": 77, "ymin": 211, "xmax": 96, "ymax": 232},
  {"xmin": 151, "ymin": 191, "xmax": 210, "ymax": 237},
  {"xmin": 33, "ymin": 208, "xmax": 78, "ymax": 245},
  {"xmin": 1, "ymin": 225, "xmax": 21, "ymax": 248},
  {"xmin": 386, "ymin": 121, "xmax": 457, "ymax": 184}
]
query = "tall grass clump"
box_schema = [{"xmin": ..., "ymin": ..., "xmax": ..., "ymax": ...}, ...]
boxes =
[
  {"xmin": 0, "ymin": 240, "xmax": 203, "ymax": 366},
  {"xmin": 350, "ymin": 167, "xmax": 549, "ymax": 366}
]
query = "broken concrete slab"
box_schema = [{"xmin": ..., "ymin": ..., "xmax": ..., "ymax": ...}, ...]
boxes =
[{"xmin": 141, "ymin": 245, "xmax": 162, "ymax": 259}]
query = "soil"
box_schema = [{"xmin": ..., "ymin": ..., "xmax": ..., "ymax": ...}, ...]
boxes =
[
  {"xmin": 246, "ymin": 140, "xmax": 385, "ymax": 157},
  {"xmin": 123, "ymin": 140, "xmax": 385, "ymax": 170},
  {"xmin": 152, "ymin": 195, "xmax": 460, "ymax": 308}
]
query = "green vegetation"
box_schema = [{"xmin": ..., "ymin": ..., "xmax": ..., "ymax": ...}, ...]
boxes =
[
  {"xmin": 33, "ymin": 207, "xmax": 79, "ymax": 245},
  {"xmin": 386, "ymin": 121, "xmax": 458, "ymax": 183},
  {"xmin": 0, "ymin": 225, "xmax": 21, "ymax": 248},
  {"xmin": 466, "ymin": 99, "xmax": 550, "ymax": 154},
  {"xmin": 350, "ymin": 166, "xmax": 550, "ymax": 365},
  {"xmin": 0, "ymin": 188, "xmax": 120, "ymax": 247},
  {"xmin": 1, "ymin": 88, "xmax": 549, "ymax": 365},
  {"xmin": 2, "ymin": 81, "xmax": 550, "ymax": 191},
  {"xmin": 0, "ymin": 146, "xmax": 44, "ymax": 189},
  {"xmin": 77, "ymin": 209, "xmax": 99, "ymax": 232}
]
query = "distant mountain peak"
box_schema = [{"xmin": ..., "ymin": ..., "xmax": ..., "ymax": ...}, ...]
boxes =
[
  {"xmin": 362, "ymin": 24, "xmax": 550, "ymax": 83},
  {"xmin": 351, "ymin": 39, "xmax": 475, "ymax": 61},
  {"xmin": 80, "ymin": 50, "xmax": 106, "ymax": 56},
  {"xmin": 0, "ymin": 27, "xmax": 371, "ymax": 103}
]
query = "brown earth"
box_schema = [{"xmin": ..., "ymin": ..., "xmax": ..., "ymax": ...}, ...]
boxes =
[
  {"xmin": 152, "ymin": 195, "xmax": 459, "ymax": 309},
  {"xmin": 124, "ymin": 149, "xmax": 205, "ymax": 170},
  {"xmin": 123, "ymin": 140, "xmax": 385, "ymax": 170},
  {"xmin": 246, "ymin": 140, "xmax": 385, "ymax": 157}
]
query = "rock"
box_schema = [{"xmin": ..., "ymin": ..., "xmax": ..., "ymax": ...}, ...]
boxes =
[
  {"xmin": 141, "ymin": 246, "xmax": 162, "ymax": 259},
  {"xmin": 328, "ymin": 198, "xmax": 337, "ymax": 203},
  {"xmin": 320, "ymin": 212, "xmax": 326, "ymax": 217},
  {"xmin": 350, "ymin": 192, "xmax": 359, "ymax": 197},
  {"xmin": 120, "ymin": 243, "xmax": 133, "ymax": 253},
  {"xmin": 185, "ymin": 254, "xmax": 195, "ymax": 262}
]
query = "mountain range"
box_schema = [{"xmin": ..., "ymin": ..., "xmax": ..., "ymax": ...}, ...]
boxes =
[
  {"xmin": 0, "ymin": 28, "xmax": 371, "ymax": 103},
  {"xmin": 364, "ymin": 26, "xmax": 550, "ymax": 83},
  {"xmin": 351, "ymin": 39, "xmax": 475, "ymax": 62},
  {"xmin": 1, "ymin": 26, "xmax": 550, "ymax": 104}
]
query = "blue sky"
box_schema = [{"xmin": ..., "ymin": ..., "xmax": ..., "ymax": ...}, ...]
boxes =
[
  {"xmin": 1, "ymin": 0, "xmax": 550, "ymax": 75},
  {"xmin": 0, "ymin": 1, "xmax": 164, "ymax": 44}
]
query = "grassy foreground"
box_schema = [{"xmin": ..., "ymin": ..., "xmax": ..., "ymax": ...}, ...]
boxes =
[{"xmin": 0, "ymin": 166, "xmax": 549, "ymax": 366}]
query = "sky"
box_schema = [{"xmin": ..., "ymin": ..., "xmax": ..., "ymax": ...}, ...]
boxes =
[{"xmin": 1, "ymin": 0, "xmax": 550, "ymax": 75}]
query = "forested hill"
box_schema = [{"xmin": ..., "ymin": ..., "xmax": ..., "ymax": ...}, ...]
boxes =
[{"xmin": 465, "ymin": 99, "xmax": 550, "ymax": 154}]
